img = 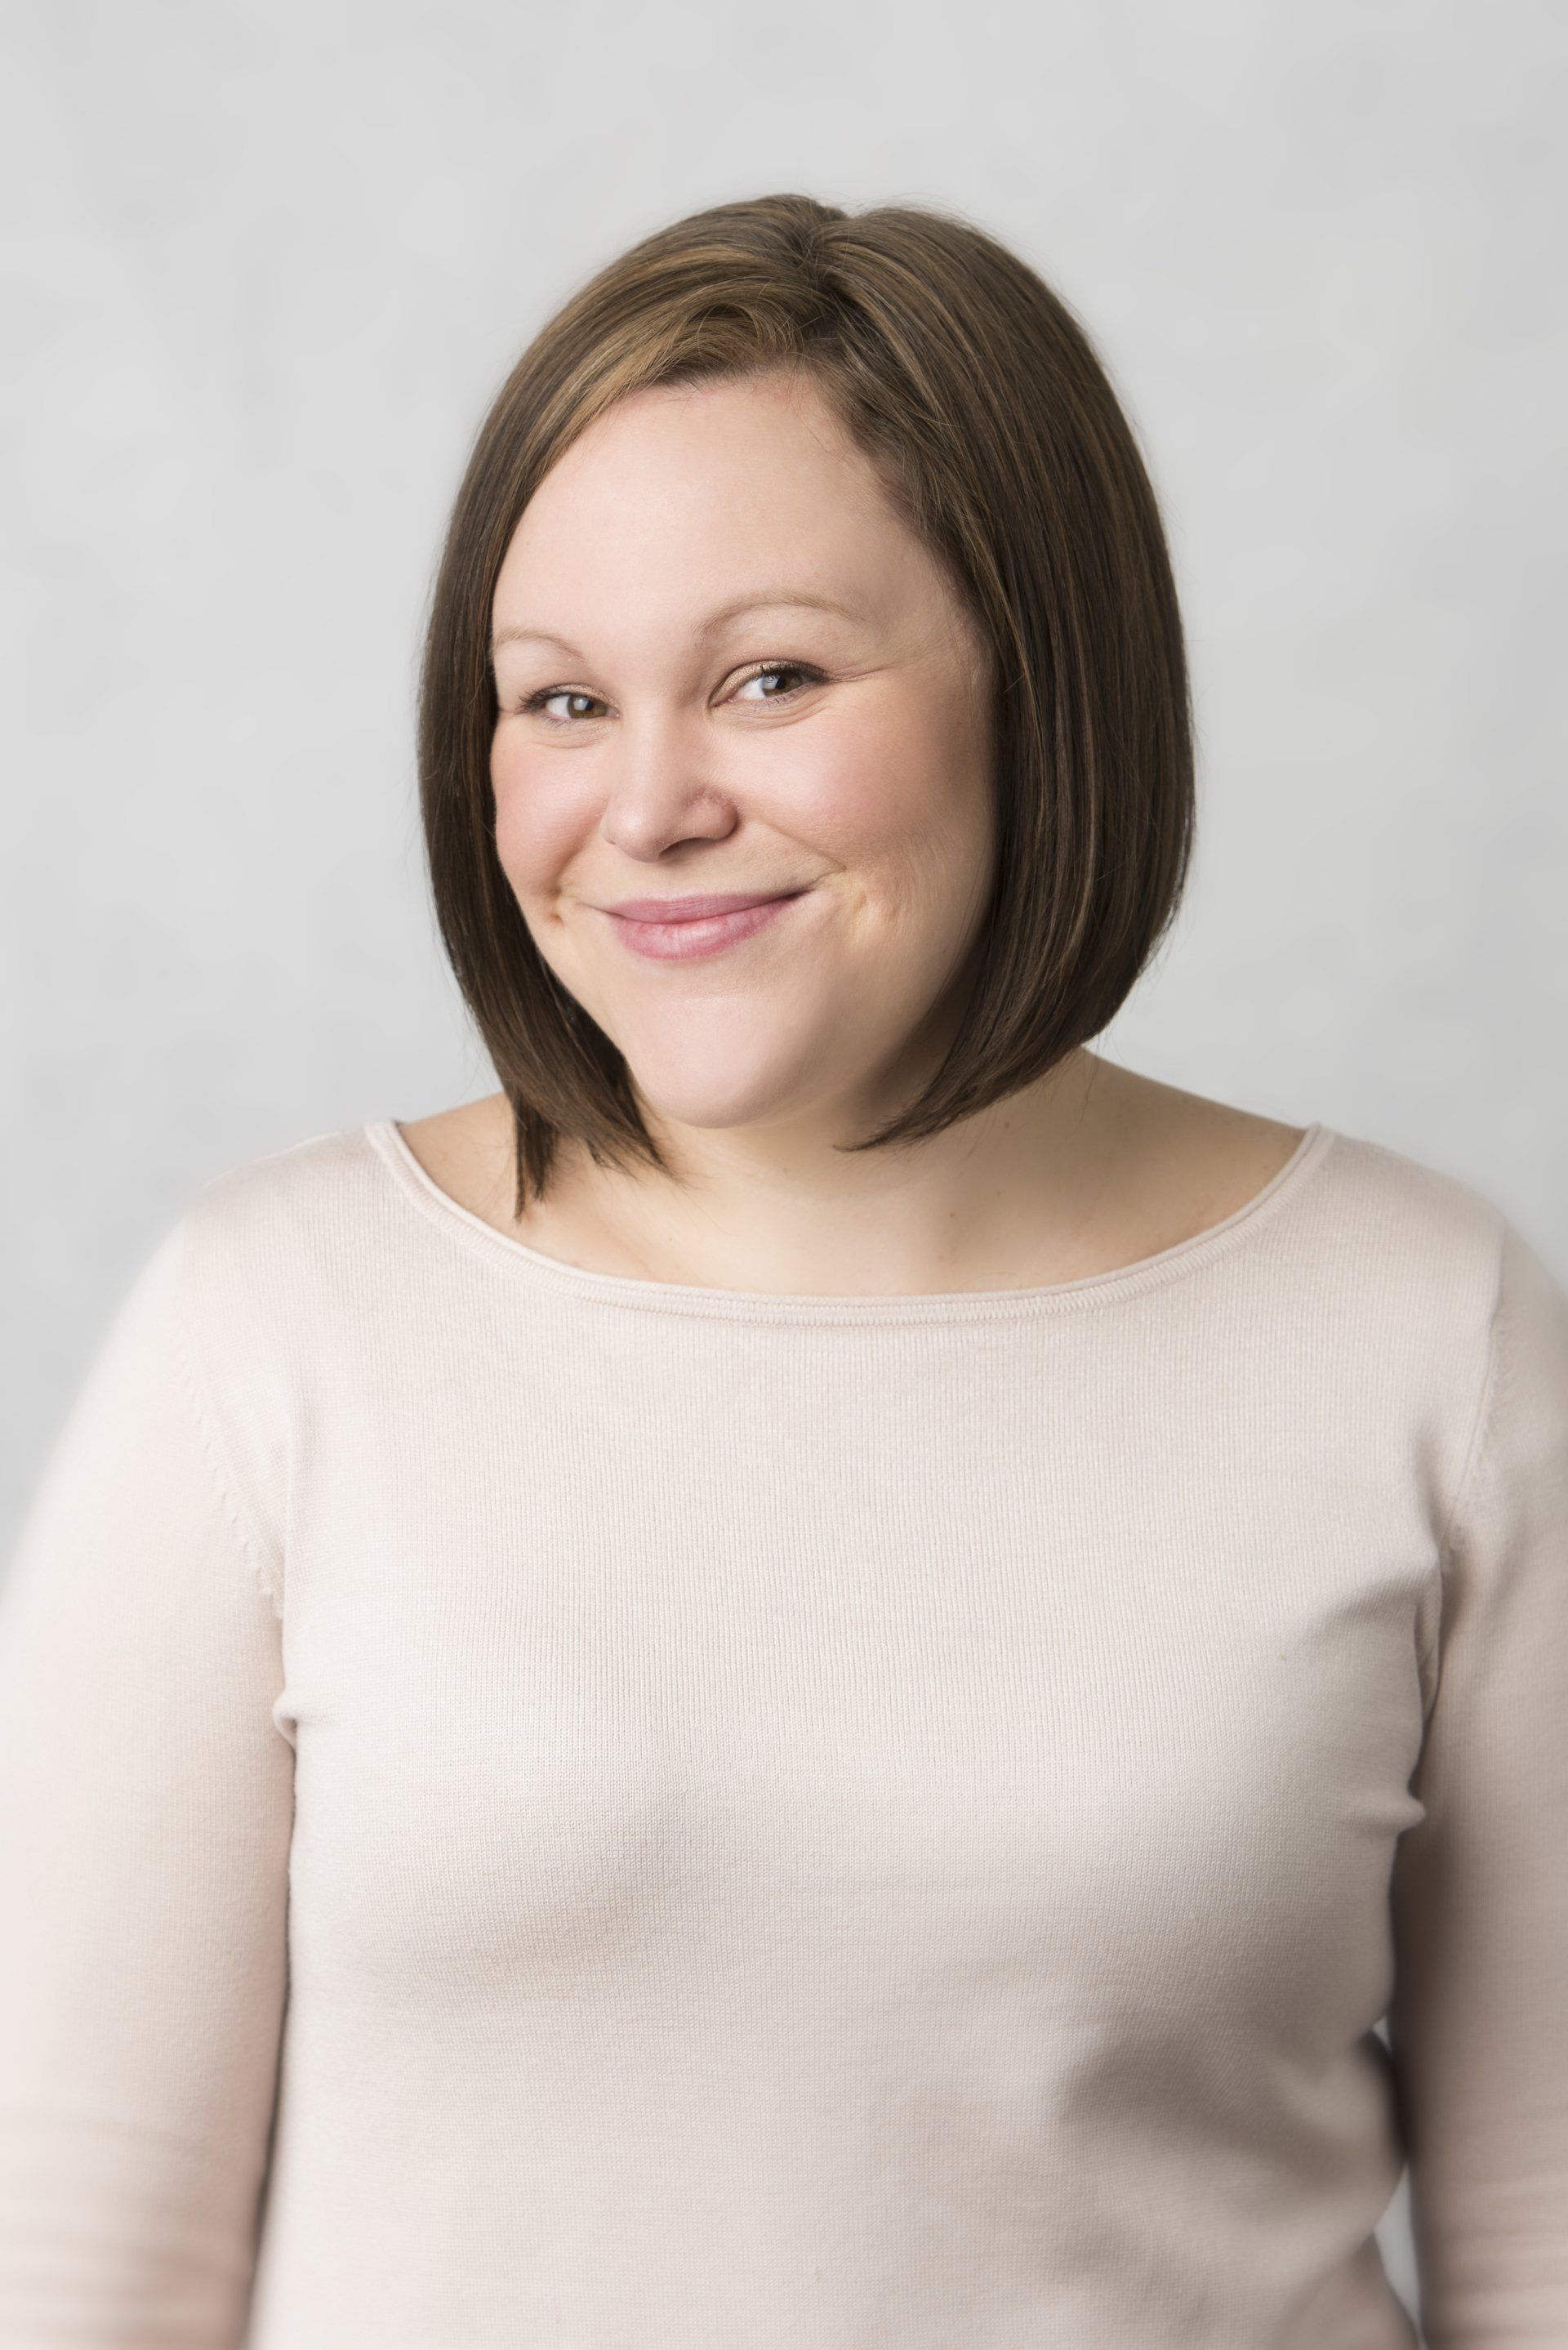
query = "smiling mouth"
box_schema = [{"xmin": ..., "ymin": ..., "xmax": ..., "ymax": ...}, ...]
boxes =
[{"xmin": 600, "ymin": 890, "xmax": 809, "ymax": 963}]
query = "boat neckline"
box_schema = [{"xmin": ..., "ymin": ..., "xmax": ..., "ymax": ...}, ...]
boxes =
[{"xmin": 362, "ymin": 1115, "xmax": 1339, "ymax": 1325}]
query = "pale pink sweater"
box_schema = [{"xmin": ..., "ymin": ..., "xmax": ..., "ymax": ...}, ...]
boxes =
[{"xmin": 1, "ymin": 1116, "xmax": 1565, "ymax": 2348}]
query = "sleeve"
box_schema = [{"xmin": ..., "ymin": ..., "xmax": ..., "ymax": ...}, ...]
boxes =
[
  {"xmin": 1388, "ymin": 1214, "xmax": 1568, "ymax": 2348},
  {"xmin": 0, "ymin": 1212, "xmax": 294, "ymax": 2348}
]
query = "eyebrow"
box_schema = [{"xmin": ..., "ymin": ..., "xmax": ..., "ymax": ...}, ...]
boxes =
[{"xmin": 489, "ymin": 590, "xmax": 862, "ymax": 662}]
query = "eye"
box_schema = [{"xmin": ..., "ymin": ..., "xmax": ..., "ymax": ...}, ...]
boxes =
[
  {"xmin": 509, "ymin": 660, "xmax": 825, "ymax": 727},
  {"xmin": 516, "ymin": 687, "xmax": 607, "ymax": 725},
  {"xmin": 731, "ymin": 661, "xmax": 824, "ymax": 704}
]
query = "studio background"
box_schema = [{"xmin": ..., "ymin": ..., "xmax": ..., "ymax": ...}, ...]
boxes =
[{"xmin": 3, "ymin": 7, "xmax": 1565, "ymax": 2334}]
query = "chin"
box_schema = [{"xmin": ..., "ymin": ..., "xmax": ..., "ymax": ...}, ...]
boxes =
[{"xmin": 627, "ymin": 1055, "xmax": 820, "ymax": 1135}]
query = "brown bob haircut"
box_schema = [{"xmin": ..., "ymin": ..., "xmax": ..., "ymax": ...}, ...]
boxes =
[{"xmin": 417, "ymin": 191, "xmax": 1196, "ymax": 1216}]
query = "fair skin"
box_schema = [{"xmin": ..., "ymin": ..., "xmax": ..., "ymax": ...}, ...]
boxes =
[{"xmin": 400, "ymin": 366, "xmax": 1304, "ymax": 1295}]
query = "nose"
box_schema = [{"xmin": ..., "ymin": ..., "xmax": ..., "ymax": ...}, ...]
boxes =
[{"xmin": 597, "ymin": 707, "xmax": 737, "ymax": 861}]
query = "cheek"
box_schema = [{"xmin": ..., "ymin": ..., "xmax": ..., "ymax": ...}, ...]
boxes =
[
  {"xmin": 489, "ymin": 742, "xmax": 585, "ymax": 895},
  {"xmin": 785, "ymin": 696, "xmax": 991, "ymax": 892}
]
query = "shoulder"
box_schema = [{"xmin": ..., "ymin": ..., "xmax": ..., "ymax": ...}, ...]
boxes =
[
  {"xmin": 1267, "ymin": 1121, "xmax": 1522, "ymax": 1396},
  {"xmin": 1305, "ymin": 1121, "xmax": 1513, "ymax": 1301},
  {"xmin": 1205, "ymin": 1114, "xmax": 1566, "ymax": 1585},
  {"xmin": 1116, "ymin": 1068, "xmax": 1513, "ymax": 1323},
  {"xmin": 168, "ymin": 1114, "xmax": 446, "ymax": 1425},
  {"xmin": 149, "ymin": 1118, "xmax": 425, "ymax": 1601},
  {"xmin": 171, "ymin": 1103, "xmax": 524, "ymax": 1349},
  {"xmin": 177, "ymin": 1119, "xmax": 394, "ymax": 1305},
  {"xmin": 1290, "ymin": 1123, "xmax": 1565, "ymax": 1500},
  {"xmin": 1133, "ymin": 1076, "xmax": 1530, "ymax": 1447}
]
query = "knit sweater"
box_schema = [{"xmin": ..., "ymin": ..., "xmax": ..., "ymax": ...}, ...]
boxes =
[{"xmin": 1, "ymin": 1114, "xmax": 1565, "ymax": 2349}]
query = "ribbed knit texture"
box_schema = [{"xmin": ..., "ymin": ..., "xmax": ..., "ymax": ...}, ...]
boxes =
[{"xmin": 1, "ymin": 1115, "xmax": 1565, "ymax": 2348}]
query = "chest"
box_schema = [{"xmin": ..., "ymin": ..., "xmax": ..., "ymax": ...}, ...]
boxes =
[{"xmin": 270, "ymin": 1315, "xmax": 1440, "ymax": 2028}]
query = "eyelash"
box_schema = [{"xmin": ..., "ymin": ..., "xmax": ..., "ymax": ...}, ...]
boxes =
[{"xmin": 512, "ymin": 660, "xmax": 825, "ymax": 726}]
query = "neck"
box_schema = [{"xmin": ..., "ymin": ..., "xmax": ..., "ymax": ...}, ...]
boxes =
[{"xmin": 533, "ymin": 1048, "xmax": 1146, "ymax": 1297}]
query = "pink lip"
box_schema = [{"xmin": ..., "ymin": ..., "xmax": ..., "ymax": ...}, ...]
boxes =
[
  {"xmin": 604, "ymin": 891, "xmax": 800, "ymax": 920},
  {"xmin": 602, "ymin": 889, "xmax": 808, "ymax": 962}
]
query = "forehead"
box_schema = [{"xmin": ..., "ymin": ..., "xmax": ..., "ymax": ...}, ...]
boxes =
[{"xmin": 491, "ymin": 372, "xmax": 917, "ymax": 618}]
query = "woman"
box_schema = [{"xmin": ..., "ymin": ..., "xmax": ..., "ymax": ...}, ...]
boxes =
[{"xmin": 1, "ymin": 193, "xmax": 1563, "ymax": 2348}]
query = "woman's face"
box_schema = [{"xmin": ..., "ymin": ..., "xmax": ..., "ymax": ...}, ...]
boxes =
[{"xmin": 488, "ymin": 367, "xmax": 997, "ymax": 1143}]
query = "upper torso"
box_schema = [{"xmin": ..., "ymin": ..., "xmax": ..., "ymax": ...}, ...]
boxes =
[
  {"xmin": 218, "ymin": 1113, "xmax": 1482, "ymax": 2346},
  {"xmin": 7, "ymin": 1104, "xmax": 1564, "ymax": 2348}
]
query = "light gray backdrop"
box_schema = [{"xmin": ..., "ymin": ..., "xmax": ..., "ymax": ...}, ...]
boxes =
[{"xmin": 4, "ymin": 7, "xmax": 1566, "ymax": 2332}]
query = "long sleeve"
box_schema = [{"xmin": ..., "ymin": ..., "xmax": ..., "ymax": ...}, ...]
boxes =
[
  {"xmin": 0, "ymin": 1215, "xmax": 294, "ymax": 2347},
  {"xmin": 1388, "ymin": 1215, "xmax": 1568, "ymax": 2347}
]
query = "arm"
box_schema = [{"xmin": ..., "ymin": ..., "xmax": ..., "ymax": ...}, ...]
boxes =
[
  {"xmin": 1388, "ymin": 1215, "xmax": 1568, "ymax": 2347},
  {"xmin": 0, "ymin": 1215, "xmax": 293, "ymax": 2347}
]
